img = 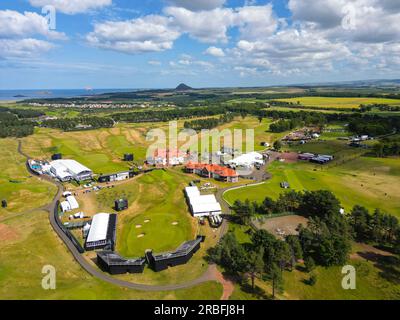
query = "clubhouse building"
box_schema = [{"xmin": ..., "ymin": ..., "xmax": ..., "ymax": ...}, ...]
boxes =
[{"xmin": 185, "ymin": 163, "xmax": 239, "ymax": 183}]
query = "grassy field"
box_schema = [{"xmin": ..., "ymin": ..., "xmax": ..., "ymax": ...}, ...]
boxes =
[
  {"xmin": 229, "ymin": 224, "xmax": 400, "ymax": 300},
  {"xmin": 276, "ymin": 97, "xmax": 400, "ymax": 109},
  {"xmin": 224, "ymin": 155, "xmax": 400, "ymax": 217},
  {"xmin": 0, "ymin": 210, "xmax": 222, "ymax": 300},
  {"xmin": 0, "ymin": 139, "xmax": 56, "ymax": 216},
  {"xmin": 67, "ymin": 168, "xmax": 224, "ymax": 286},
  {"xmin": 20, "ymin": 116, "xmax": 285, "ymax": 174}
]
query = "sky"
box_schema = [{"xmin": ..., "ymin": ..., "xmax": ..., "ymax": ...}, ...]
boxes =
[{"xmin": 1, "ymin": 0, "xmax": 400, "ymax": 89}]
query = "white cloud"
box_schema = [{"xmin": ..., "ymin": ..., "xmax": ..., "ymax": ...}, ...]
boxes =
[
  {"xmin": 0, "ymin": 10, "xmax": 66, "ymax": 40},
  {"xmin": 166, "ymin": 0, "xmax": 225, "ymax": 11},
  {"xmin": 86, "ymin": 15, "xmax": 181, "ymax": 54},
  {"xmin": 165, "ymin": 6, "xmax": 235, "ymax": 43},
  {"xmin": 148, "ymin": 60, "xmax": 162, "ymax": 66},
  {"xmin": 235, "ymin": 5, "xmax": 277, "ymax": 40},
  {"xmin": 204, "ymin": 46, "xmax": 225, "ymax": 57},
  {"xmin": 29, "ymin": 0, "xmax": 112, "ymax": 15},
  {"xmin": 0, "ymin": 38, "xmax": 54, "ymax": 58}
]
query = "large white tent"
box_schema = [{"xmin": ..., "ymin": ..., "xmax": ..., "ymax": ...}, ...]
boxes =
[
  {"xmin": 228, "ymin": 152, "xmax": 264, "ymax": 167},
  {"xmin": 185, "ymin": 186, "xmax": 222, "ymax": 217},
  {"xmin": 50, "ymin": 159, "xmax": 93, "ymax": 182}
]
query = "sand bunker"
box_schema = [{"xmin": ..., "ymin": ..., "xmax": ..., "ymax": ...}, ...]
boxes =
[
  {"xmin": 136, "ymin": 224, "xmax": 142, "ymax": 228},
  {"xmin": 144, "ymin": 219, "xmax": 150, "ymax": 223},
  {"xmin": 137, "ymin": 233, "xmax": 145, "ymax": 238},
  {"xmin": 172, "ymin": 222, "xmax": 179, "ymax": 226}
]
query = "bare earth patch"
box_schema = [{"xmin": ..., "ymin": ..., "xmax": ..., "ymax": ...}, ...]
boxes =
[
  {"xmin": 253, "ymin": 215, "xmax": 309, "ymax": 239},
  {"xmin": 0, "ymin": 224, "xmax": 19, "ymax": 242}
]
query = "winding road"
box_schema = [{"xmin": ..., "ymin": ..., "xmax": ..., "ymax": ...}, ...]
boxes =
[{"xmin": 17, "ymin": 140, "xmax": 269, "ymax": 293}]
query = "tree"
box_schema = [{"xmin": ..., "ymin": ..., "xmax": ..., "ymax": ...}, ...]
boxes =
[
  {"xmin": 299, "ymin": 190, "xmax": 341, "ymax": 219},
  {"xmin": 270, "ymin": 263, "xmax": 283, "ymax": 299},
  {"xmin": 304, "ymin": 256, "xmax": 316, "ymax": 273},
  {"xmin": 349, "ymin": 205, "xmax": 370, "ymax": 241},
  {"xmin": 286, "ymin": 235, "xmax": 303, "ymax": 268},
  {"xmin": 273, "ymin": 140, "xmax": 282, "ymax": 151},
  {"xmin": 232, "ymin": 200, "xmax": 254, "ymax": 225},
  {"xmin": 246, "ymin": 249, "xmax": 265, "ymax": 291}
]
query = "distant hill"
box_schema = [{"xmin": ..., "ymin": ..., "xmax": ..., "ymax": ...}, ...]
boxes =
[{"xmin": 175, "ymin": 83, "xmax": 193, "ymax": 91}]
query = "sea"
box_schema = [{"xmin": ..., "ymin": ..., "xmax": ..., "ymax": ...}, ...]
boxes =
[{"xmin": 0, "ymin": 88, "xmax": 138, "ymax": 101}]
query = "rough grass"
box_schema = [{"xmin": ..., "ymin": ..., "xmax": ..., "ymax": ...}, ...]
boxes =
[
  {"xmin": 224, "ymin": 155, "xmax": 400, "ymax": 217},
  {"xmin": 230, "ymin": 223, "xmax": 400, "ymax": 300},
  {"xmin": 0, "ymin": 139, "xmax": 56, "ymax": 216},
  {"xmin": 0, "ymin": 210, "xmax": 222, "ymax": 300}
]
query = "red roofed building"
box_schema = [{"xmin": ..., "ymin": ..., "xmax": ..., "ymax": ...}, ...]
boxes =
[
  {"xmin": 185, "ymin": 162, "xmax": 239, "ymax": 183},
  {"xmin": 147, "ymin": 148, "xmax": 187, "ymax": 166}
]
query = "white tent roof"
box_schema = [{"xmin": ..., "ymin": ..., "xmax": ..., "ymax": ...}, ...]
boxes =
[
  {"xmin": 228, "ymin": 152, "xmax": 264, "ymax": 166},
  {"xmin": 60, "ymin": 201, "xmax": 71, "ymax": 212},
  {"xmin": 86, "ymin": 213, "xmax": 110, "ymax": 243},
  {"xmin": 191, "ymin": 202, "xmax": 222, "ymax": 214},
  {"xmin": 189, "ymin": 194, "xmax": 218, "ymax": 205},
  {"xmin": 50, "ymin": 159, "xmax": 92, "ymax": 176},
  {"xmin": 66, "ymin": 196, "xmax": 79, "ymax": 210},
  {"xmin": 185, "ymin": 186, "xmax": 200, "ymax": 198}
]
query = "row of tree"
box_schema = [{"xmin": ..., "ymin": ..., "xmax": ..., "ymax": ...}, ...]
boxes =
[
  {"xmin": 183, "ymin": 113, "xmax": 235, "ymax": 131},
  {"xmin": 220, "ymin": 190, "xmax": 400, "ymax": 294},
  {"xmin": 41, "ymin": 117, "xmax": 114, "ymax": 131},
  {"xmin": 0, "ymin": 111, "xmax": 35, "ymax": 138}
]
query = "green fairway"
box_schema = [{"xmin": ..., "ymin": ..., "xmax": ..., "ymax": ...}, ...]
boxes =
[
  {"xmin": 224, "ymin": 156, "xmax": 400, "ymax": 217},
  {"xmin": 276, "ymin": 97, "xmax": 400, "ymax": 109}
]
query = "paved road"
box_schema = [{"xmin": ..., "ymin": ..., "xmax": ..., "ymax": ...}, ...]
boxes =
[
  {"xmin": 17, "ymin": 141, "xmax": 231, "ymax": 292},
  {"xmin": 17, "ymin": 140, "xmax": 275, "ymax": 292}
]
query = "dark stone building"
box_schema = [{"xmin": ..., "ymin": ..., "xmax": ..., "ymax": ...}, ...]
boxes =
[
  {"xmin": 97, "ymin": 251, "xmax": 146, "ymax": 274},
  {"xmin": 115, "ymin": 199, "xmax": 128, "ymax": 212},
  {"xmin": 51, "ymin": 153, "xmax": 62, "ymax": 160},
  {"xmin": 146, "ymin": 236, "xmax": 205, "ymax": 272}
]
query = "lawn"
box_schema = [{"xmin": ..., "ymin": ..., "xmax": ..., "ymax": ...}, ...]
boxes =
[
  {"xmin": 224, "ymin": 156, "xmax": 400, "ymax": 217},
  {"xmin": 276, "ymin": 97, "xmax": 400, "ymax": 109}
]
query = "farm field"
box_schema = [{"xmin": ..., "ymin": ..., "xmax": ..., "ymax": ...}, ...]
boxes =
[
  {"xmin": 276, "ymin": 97, "xmax": 400, "ymax": 109},
  {"xmin": 224, "ymin": 156, "xmax": 400, "ymax": 217}
]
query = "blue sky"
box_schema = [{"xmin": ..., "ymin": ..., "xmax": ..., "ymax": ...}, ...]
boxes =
[{"xmin": 0, "ymin": 0, "xmax": 400, "ymax": 89}]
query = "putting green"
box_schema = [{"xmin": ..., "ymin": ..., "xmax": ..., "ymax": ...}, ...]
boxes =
[{"xmin": 94, "ymin": 169, "xmax": 195, "ymax": 258}]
